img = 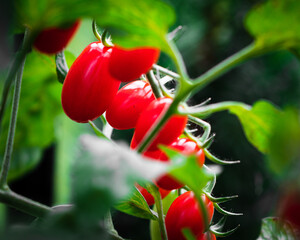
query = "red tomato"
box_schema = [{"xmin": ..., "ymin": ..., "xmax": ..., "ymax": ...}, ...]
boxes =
[
  {"xmin": 34, "ymin": 21, "xmax": 80, "ymax": 54},
  {"xmin": 133, "ymin": 97, "xmax": 187, "ymax": 151},
  {"xmin": 108, "ymin": 46, "xmax": 160, "ymax": 82},
  {"xmin": 106, "ymin": 80, "xmax": 155, "ymax": 129},
  {"xmin": 278, "ymin": 189, "xmax": 300, "ymax": 231},
  {"xmin": 198, "ymin": 232, "xmax": 217, "ymax": 240},
  {"xmin": 165, "ymin": 191, "xmax": 214, "ymax": 240},
  {"xmin": 136, "ymin": 184, "xmax": 170, "ymax": 206},
  {"xmin": 157, "ymin": 138, "xmax": 205, "ymax": 190},
  {"xmin": 61, "ymin": 42, "xmax": 121, "ymax": 123}
]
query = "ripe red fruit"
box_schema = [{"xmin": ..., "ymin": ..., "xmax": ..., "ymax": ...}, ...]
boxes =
[
  {"xmin": 34, "ymin": 21, "xmax": 80, "ymax": 54},
  {"xmin": 108, "ymin": 46, "xmax": 160, "ymax": 82},
  {"xmin": 157, "ymin": 138, "xmax": 205, "ymax": 190},
  {"xmin": 61, "ymin": 42, "xmax": 120, "ymax": 123},
  {"xmin": 136, "ymin": 184, "xmax": 170, "ymax": 206},
  {"xmin": 106, "ymin": 80, "xmax": 155, "ymax": 129},
  {"xmin": 198, "ymin": 232, "xmax": 217, "ymax": 240},
  {"xmin": 165, "ymin": 191, "xmax": 214, "ymax": 240},
  {"xmin": 278, "ymin": 189, "xmax": 300, "ymax": 231},
  {"xmin": 133, "ymin": 97, "xmax": 188, "ymax": 151}
]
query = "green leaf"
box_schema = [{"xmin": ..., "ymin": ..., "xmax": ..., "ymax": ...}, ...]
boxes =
[
  {"xmin": 115, "ymin": 186, "xmax": 158, "ymax": 220},
  {"xmin": 161, "ymin": 146, "xmax": 214, "ymax": 196},
  {"xmin": 94, "ymin": 0, "xmax": 175, "ymax": 49},
  {"xmin": 229, "ymin": 100, "xmax": 282, "ymax": 154},
  {"xmin": 14, "ymin": 0, "xmax": 105, "ymax": 30},
  {"xmin": 72, "ymin": 135, "xmax": 167, "ymax": 223},
  {"xmin": 14, "ymin": 0, "xmax": 175, "ymax": 50},
  {"xmin": 266, "ymin": 108, "xmax": 300, "ymax": 176},
  {"xmin": 0, "ymin": 50, "xmax": 62, "ymax": 181},
  {"xmin": 245, "ymin": 0, "xmax": 300, "ymax": 51},
  {"xmin": 257, "ymin": 217, "xmax": 296, "ymax": 240}
]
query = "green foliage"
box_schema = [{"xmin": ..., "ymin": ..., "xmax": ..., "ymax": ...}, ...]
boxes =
[
  {"xmin": 257, "ymin": 217, "xmax": 296, "ymax": 240},
  {"xmin": 115, "ymin": 186, "xmax": 158, "ymax": 220},
  {"xmin": 72, "ymin": 135, "xmax": 167, "ymax": 224},
  {"xmin": 230, "ymin": 100, "xmax": 282, "ymax": 154},
  {"xmin": 14, "ymin": 0, "xmax": 175, "ymax": 50},
  {"xmin": 266, "ymin": 108, "xmax": 300, "ymax": 177},
  {"xmin": 0, "ymin": 51, "xmax": 62, "ymax": 181},
  {"xmin": 161, "ymin": 146, "xmax": 214, "ymax": 195},
  {"xmin": 93, "ymin": 0, "xmax": 175, "ymax": 49},
  {"xmin": 245, "ymin": 0, "xmax": 300, "ymax": 52}
]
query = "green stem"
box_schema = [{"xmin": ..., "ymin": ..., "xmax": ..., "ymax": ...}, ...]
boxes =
[
  {"xmin": 149, "ymin": 185, "xmax": 168, "ymax": 240},
  {"xmin": 152, "ymin": 64, "xmax": 180, "ymax": 79},
  {"xmin": 146, "ymin": 71, "xmax": 163, "ymax": 98},
  {"xmin": 194, "ymin": 193, "xmax": 210, "ymax": 233},
  {"xmin": 190, "ymin": 42, "xmax": 263, "ymax": 93},
  {"xmin": 187, "ymin": 115, "xmax": 211, "ymax": 142},
  {"xmin": 0, "ymin": 204, "xmax": 6, "ymax": 233},
  {"xmin": 0, "ymin": 189, "xmax": 52, "ymax": 218},
  {"xmin": 183, "ymin": 101, "xmax": 251, "ymax": 118},
  {"xmin": 137, "ymin": 98, "xmax": 179, "ymax": 153},
  {"xmin": 0, "ymin": 29, "xmax": 36, "ymax": 134},
  {"xmin": 0, "ymin": 50, "xmax": 27, "ymax": 188}
]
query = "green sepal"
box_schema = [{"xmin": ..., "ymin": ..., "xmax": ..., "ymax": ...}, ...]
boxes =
[{"xmin": 213, "ymin": 202, "xmax": 243, "ymax": 216}]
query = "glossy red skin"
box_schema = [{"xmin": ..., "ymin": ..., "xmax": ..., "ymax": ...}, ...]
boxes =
[
  {"xmin": 198, "ymin": 232, "xmax": 216, "ymax": 240},
  {"xmin": 34, "ymin": 21, "xmax": 80, "ymax": 54},
  {"xmin": 279, "ymin": 190, "xmax": 300, "ymax": 231},
  {"xmin": 61, "ymin": 42, "xmax": 121, "ymax": 123},
  {"xmin": 157, "ymin": 138, "xmax": 205, "ymax": 190},
  {"xmin": 108, "ymin": 46, "xmax": 160, "ymax": 82},
  {"xmin": 133, "ymin": 97, "xmax": 188, "ymax": 151},
  {"xmin": 165, "ymin": 191, "xmax": 214, "ymax": 240},
  {"xmin": 106, "ymin": 80, "xmax": 155, "ymax": 129},
  {"xmin": 136, "ymin": 184, "xmax": 170, "ymax": 206}
]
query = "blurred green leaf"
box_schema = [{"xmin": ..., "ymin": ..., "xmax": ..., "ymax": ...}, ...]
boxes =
[
  {"xmin": 14, "ymin": 0, "xmax": 175, "ymax": 50},
  {"xmin": 266, "ymin": 108, "xmax": 300, "ymax": 177},
  {"xmin": 115, "ymin": 186, "xmax": 158, "ymax": 220},
  {"xmin": 257, "ymin": 217, "xmax": 296, "ymax": 240},
  {"xmin": 94, "ymin": 0, "xmax": 175, "ymax": 49},
  {"xmin": 161, "ymin": 146, "xmax": 214, "ymax": 195},
  {"xmin": 72, "ymin": 135, "xmax": 167, "ymax": 224},
  {"xmin": 229, "ymin": 100, "xmax": 282, "ymax": 154},
  {"xmin": 0, "ymin": 50, "xmax": 62, "ymax": 181},
  {"xmin": 245, "ymin": 0, "xmax": 300, "ymax": 51},
  {"xmin": 14, "ymin": 0, "xmax": 104, "ymax": 30}
]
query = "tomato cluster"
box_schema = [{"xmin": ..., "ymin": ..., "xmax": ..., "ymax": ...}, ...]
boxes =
[
  {"xmin": 61, "ymin": 45, "xmax": 159, "ymax": 123},
  {"xmin": 46, "ymin": 23, "xmax": 216, "ymax": 239}
]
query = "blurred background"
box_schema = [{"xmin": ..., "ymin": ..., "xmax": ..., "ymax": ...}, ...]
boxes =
[{"xmin": 1, "ymin": 0, "xmax": 300, "ymax": 239}]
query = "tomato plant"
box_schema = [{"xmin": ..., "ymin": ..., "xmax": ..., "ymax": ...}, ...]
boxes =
[
  {"xmin": 106, "ymin": 80, "xmax": 155, "ymax": 129},
  {"xmin": 34, "ymin": 21, "xmax": 80, "ymax": 54},
  {"xmin": 61, "ymin": 41, "xmax": 121, "ymax": 123},
  {"xmin": 165, "ymin": 191, "xmax": 214, "ymax": 240},
  {"xmin": 108, "ymin": 46, "xmax": 160, "ymax": 82},
  {"xmin": 1, "ymin": 0, "xmax": 300, "ymax": 239}
]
